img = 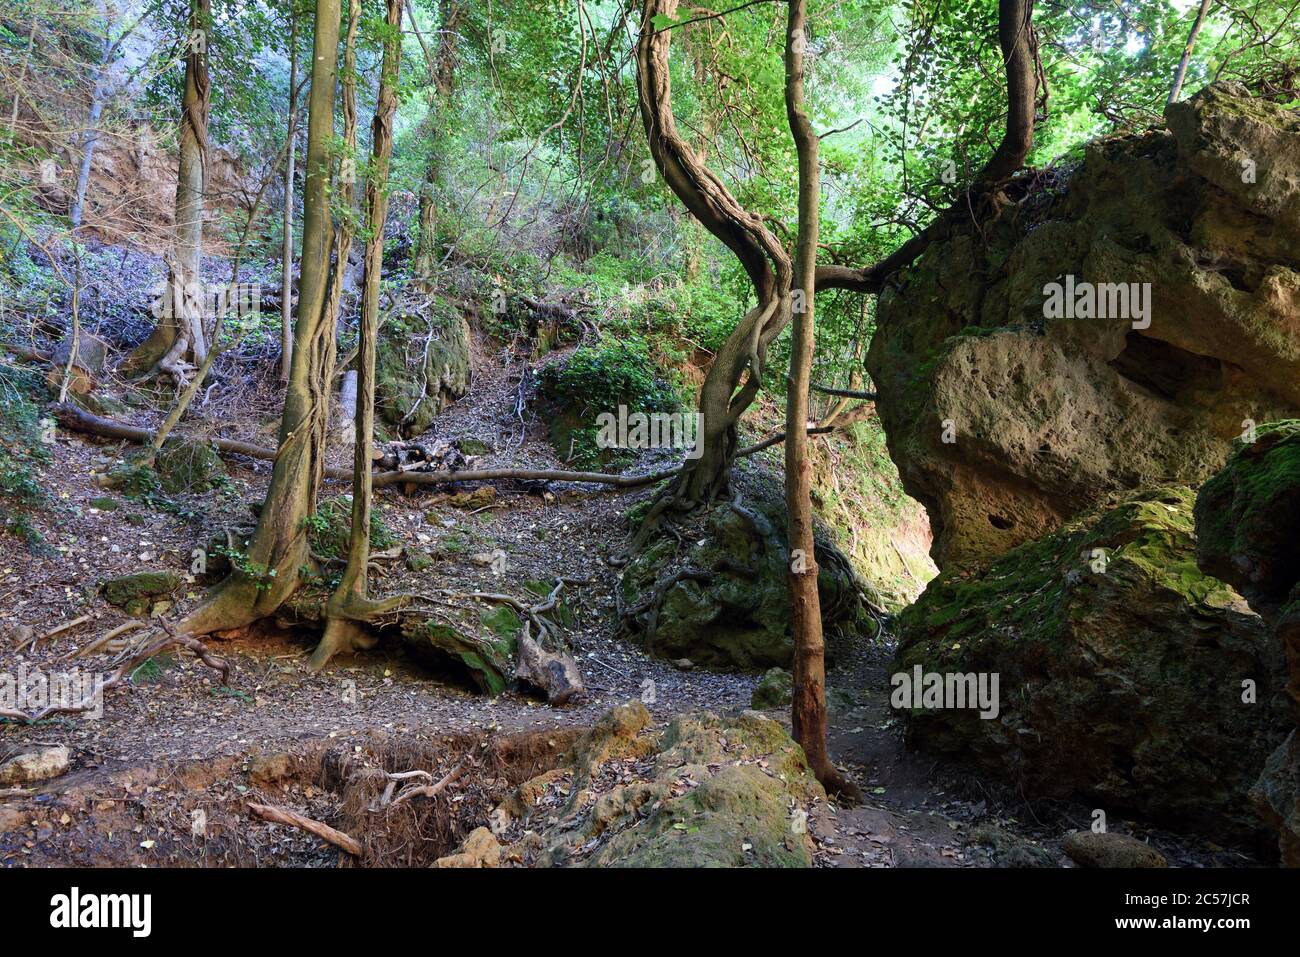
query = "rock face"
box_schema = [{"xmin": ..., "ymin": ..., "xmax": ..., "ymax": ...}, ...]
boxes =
[
  {"xmin": 620, "ymin": 498, "xmax": 874, "ymax": 670},
  {"xmin": 375, "ymin": 298, "xmax": 471, "ymax": 439},
  {"xmin": 458, "ymin": 701, "xmax": 825, "ymax": 867},
  {"xmin": 1194, "ymin": 420, "xmax": 1300, "ymax": 864},
  {"xmin": 0, "ymin": 746, "xmax": 70, "ymax": 786},
  {"xmin": 867, "ymin": 84, "xmax": 1300, "ymax": 571},
  {"xmin": 893, "ymin": 487, "xmax": 1288, "ymax": 840},
  {"xmin": 156, "ymin": 439, "xmax": 225, "ymax": 494}
]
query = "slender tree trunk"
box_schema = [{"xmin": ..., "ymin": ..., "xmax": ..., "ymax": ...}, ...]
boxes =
[
  {"xmin": 782, "ymin": 0, "xmax": 857, "ymax": 801},
  {"xmin": 180, "ymin": 0, "xmax": 344, "ymax": 636},
  {"xmin": 313, "ymin": 0, "xmax": 406, "ymax": 670},
  {"xmin": 8, "ymin": 12, "xmax": 38, "ymax": 134},
  {"xmin": 1167, "ymin": 0, "xmax": 1213, "ymax": 108},
  {"xmin": 124, "ymin": 0, "xmax": 210, "ymax": 375},
  {"xmin": 70, "ymin": 0, "xmax": 112, "ymax": 230},
  {"xmin": 281, "ymin": 13, "xmax": 299, "ymax": 383},
  {"xmin": 410, "ymin": 0, "xmax": 461, "ymax": 286}
]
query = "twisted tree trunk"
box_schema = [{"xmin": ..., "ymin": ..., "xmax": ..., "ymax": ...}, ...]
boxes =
[{"xmin": 179, "ymin": 0, "xmax": 346, "ymax": 636}]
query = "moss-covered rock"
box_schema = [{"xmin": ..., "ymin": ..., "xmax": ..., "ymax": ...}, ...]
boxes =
[
  {"xmin": 868, "ymin": 84, "xmax": 1300, "ymax": 571},
  {"xmin": 893, "ymin": 486, "xmax": 1288, "ymax": 840},
  {"xmin": 1194, "ymin": 421, "xmax": 1300, "ymax": 863},
  {"xmin": 375, "ymin": 297, "xmax": 471, "ymax": 439},
  {"xmin": 620, "ymin": 495, "xmax": 875, "ymax": 670},
  {"xmin": 156, "ymin": 439, "xmax": 225, "ymax": 494},
  {"xmin": 100, "ymin": 570, "xmax": 180, "ymax": 616},
  {"xmin": 306, "ymin": 495, "xmax": 396, "ymax": 562},
  {"xmin": 474, "ymin": 702, "xmax": 824, "ymax": 867},
  {"xmin": 751, "ymin": 667, "xmax": 792, "ymax": 709}
]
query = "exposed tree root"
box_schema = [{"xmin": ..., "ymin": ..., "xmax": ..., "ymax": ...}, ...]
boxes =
[
  {"xmin": 1, "ymin": 624, "xmax": 229, "ymax": 723},
  {"xmin": 247, "ymin": 801, "xmax": 362, "ymax": 856}
]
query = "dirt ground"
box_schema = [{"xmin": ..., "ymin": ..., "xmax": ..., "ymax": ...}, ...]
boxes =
[{"xmin": 0, "ymin": 327, "xmax": 1267, "ymax": 868}]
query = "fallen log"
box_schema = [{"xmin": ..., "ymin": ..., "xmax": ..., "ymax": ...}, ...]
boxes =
[{"xmin": 51, "ymin": 402, "xmax": 836, "ymax": 491}]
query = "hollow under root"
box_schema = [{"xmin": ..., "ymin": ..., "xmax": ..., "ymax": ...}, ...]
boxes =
[{"xmin": 308, "ymin": 594, "xmax": 410, "ymax": 671}]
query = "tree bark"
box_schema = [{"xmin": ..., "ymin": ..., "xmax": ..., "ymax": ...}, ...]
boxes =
[
  {"xmin": 782, "ymin": 0, "xmax": 859, "ymax": 802},
  {"xmin": 179, "ymin": 0, "xmax": 344, "ymax": 636},
  {"xmin": 633, "ymin": 0, "xmax": 792, "ymax": 515},
  {"xmin": 313, "ymin": 0, "xmax": 407, "ymax": 671},
  {"xmin": 280, "ymin": 12, "xmax": 300, "ymax": 383},
  {"xmin": 69, "ymin": 0, "xmax": 112, "ymax": 230},
  {"xmin": 124, "ymin": 0, "xmax": 211, "ymax": 376},
  {"xmin": 409, "ymin": 0, "xmax": 462, "ymax": 286}
]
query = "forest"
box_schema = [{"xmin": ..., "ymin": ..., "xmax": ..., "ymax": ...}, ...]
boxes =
[{"xmin": 0, "ymin": 0, "xmax": 1298, "ymax": 894}]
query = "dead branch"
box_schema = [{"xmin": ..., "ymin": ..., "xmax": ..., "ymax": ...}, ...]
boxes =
[{"xmin": 247, "ymin": 801, "xmax": 362, "ymax": 856}]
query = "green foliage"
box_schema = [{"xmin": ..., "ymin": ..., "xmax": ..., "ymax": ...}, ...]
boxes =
[
  {"xmin": 305, "ymin": 494, "xmax": 397, "ymax": 562},
  {"xmin": 0, "ymin": 367, "xmax": 50, "ymax": 548}
]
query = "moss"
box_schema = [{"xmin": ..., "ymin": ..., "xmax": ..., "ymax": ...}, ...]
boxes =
[
  {"xmin": 100, "ymin": 571, "xmax": 180, "ymax": 616},
  {"xmin": 402, "ymin": 619, "xmax": 512, "ymax": 697},
  {"xmin": 89, "ymin": 496, "xmax": 119, "ymax": 510},
  {"xmin": 155, "ymin": 439, "xmax": 225, "ymax": 494},
  {"xmin": 375, "ymin": 299, "xmax": 471, "ymax": 439},
  {"xmin": 751, "ymin": 667, "xmax": 792, "ymax": 709},
  {"xmin": 306, "ymin": 496, "xmax": 396, "ymax": 562}
]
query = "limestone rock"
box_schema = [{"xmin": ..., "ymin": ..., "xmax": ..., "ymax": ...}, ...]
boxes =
[
  {"xmin": 156, "ymin": 439, "xmax": 225, "ymax": 494},
  {"xmin": 893, "ymin": 487, "xmax": 1288, "ymax": 840},
  {"xmin": 620, "ymin": 497, "xmax": 873, "ymax": 670},
  {"xmin": 0, "ymin": 745, "xmax": 70, "ymax": 786},
  {"xmin": 1063, "ymin": 831, "xmax": 1167, "ymax": 869},
  {"xmin": 376, "ymin": 299, "xmax": 471, "ymax": 439},
  {"xmin": 868, "ymin": 84, "xmax": 1300, "ymax": 570},
  {"xmin": 1194, "ymin": 421, "xmax": 1300, "ymax": 863},
  {"xmin": 751, "ymin": 667, "xmax": 793, "ymax": 709},
  {"xmin": 100, "ymin": 570, "xmax": 180, "ymax": 617},
  {"xmin": 487, "ymin": 704, "xmax": 825, "ymax": 867},
  {"xmin": 434, "ymin": 826, "xmax": 500, "ymax": 868}
]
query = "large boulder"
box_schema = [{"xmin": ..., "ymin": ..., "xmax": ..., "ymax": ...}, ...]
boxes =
[
  {"xmin": 458, "ymin": 701, "xmax": 825, "ymax": 867},
  {"xmin": 867, "ymin": 84, "xmax": 1300, "ymax": 571},
  {"xmin": 1194, "ymin": 420, "xmax": 1300, "ymax": 864},
  {"xmin": 893, "ymin": 486, "xmax": 1288, "ymax": 840},
  {"xmin": 619, "ymin": 497, "xmax": 875, "ymax": 670},
  {"xmin": 375, "ymin": 297, "xmax": 471, "ymax": 439}
]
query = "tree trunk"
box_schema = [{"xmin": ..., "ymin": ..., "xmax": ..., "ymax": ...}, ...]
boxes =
[
  {"xmin": 69, "ymin": 0, "xmax": 111, "ymax": 230},
  {"xmin": 124, "ymin": 0, "xmax": 211, "ymax": 376},
  {"xmin": 280, "ymin": 12, "xmax": 299, "ymax": 383},
  {"xmin": 313, "ymin": 0, "xmax": 406, "ymax": 670},
  {"xmin": 1167, "ymin": 0, "xmax": 1213, "ymax": 108},
  {"xmin": 409, "ymin": 0, "xmax": 462, "ymax": 286},
  {"xmin": 180, "ymin": 0, "xmax": 344, "ymax": 636},
  {"xmin": 782, "ymin": 0, "xmax": 858, "ymax": 802}
]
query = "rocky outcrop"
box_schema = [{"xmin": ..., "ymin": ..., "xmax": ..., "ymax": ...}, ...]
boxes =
[
  {"xmin": 619, "ymin": 496, "xmax": 876, "ymax": 670},
  {"xmin": 1194, "ymin": 420, "xmax": 1300, "ymax": 864},
  {"xmin": 441, "ymin": 701, "xmax": 825, "ymax": 867},
  {"xmin": 868, "ymin": 84, "xmax": 1300, "ymax": 570},
  {"xmin": 892, "ymin": 487, "xmax": 1288, "ymax": 841},
  {"xmin": 375, "ymin": 297, "xmax": 471, "ymax": 439},
  {"xmin": 100, "ymin": 570, "xmax": 181, "ymax": 617}
]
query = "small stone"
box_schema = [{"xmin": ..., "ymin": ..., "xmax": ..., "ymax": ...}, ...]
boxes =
[
  {"xmin": 1063, "ymin": 831, "xmax": 1167, "ymax": 868},
  {"xmin": 0, "ymin": 746, "xmax": 71, "ymax": 786}
]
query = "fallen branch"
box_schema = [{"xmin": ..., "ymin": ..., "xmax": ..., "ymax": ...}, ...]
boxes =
[
  {"xmin": 389, "ymin": 741, "xmax": 484, "ymax": 806},
  {"xmin": 811, "ymin": 383, "xmax": 878, "ymax": 400},
  {"xmin": 247, "ymin": 802, "xmax": 362, "ymax": 856},
  {"xmin": 0, "ymin": 628, "xmax": 229, "ymax": 723},
  {"xmin": 52, "ymin": 403, "xmax": 846, "ymax": 492}
]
